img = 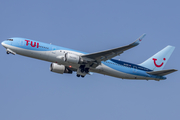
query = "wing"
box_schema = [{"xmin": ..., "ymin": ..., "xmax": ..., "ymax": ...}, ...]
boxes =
[{"xmin": 81, "ymin": 34, "xmax": 146, "ymax": 62}]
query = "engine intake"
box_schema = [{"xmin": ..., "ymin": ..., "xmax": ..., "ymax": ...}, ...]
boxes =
[
  {"xmin": 64, "ymin": 53, "xmax": 80, "ymax": 64},
  {"xmin": 50, "ymin": 63, "xmax": 72, "ymax": 74},
  {"xmin": 64, "ymin": 53, "xmax": 88, "ymax": 64}
]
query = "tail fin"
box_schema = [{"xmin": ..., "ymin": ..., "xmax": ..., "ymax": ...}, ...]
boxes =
[{"xmin": 139, "ymin": 45, "xmax": 175, "ymax": 71}]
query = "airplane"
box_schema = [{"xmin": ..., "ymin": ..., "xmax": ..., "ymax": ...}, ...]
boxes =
[{"xmin": 1, "ymin": 34, "xmax": 177, "ymax": 81}]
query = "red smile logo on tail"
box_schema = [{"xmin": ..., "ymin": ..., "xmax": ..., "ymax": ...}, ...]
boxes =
[{"xmin": 152, "ymin": 58, "xmax": 166, "ymax": 67}]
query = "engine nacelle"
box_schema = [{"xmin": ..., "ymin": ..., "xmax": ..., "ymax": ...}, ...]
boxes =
[
  {"xmin": 65, "ymin": 53, "xmax": 80, "ymax": 64},
  {"xmin": 50, "ymin": 63, "xmax": 72, "ymax": 74}
]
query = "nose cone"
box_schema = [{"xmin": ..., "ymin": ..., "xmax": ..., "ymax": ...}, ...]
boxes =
[
  {"xmin": 1, "ymin": 41, "xmax": 6, "ymax": 48},
  {"xmin": 1, "ymin": 41, "xmax": 4, "ymax": 46},
  {"xmin": 1, "ymin": 41, "xmax": 5, "ymax": 46}
]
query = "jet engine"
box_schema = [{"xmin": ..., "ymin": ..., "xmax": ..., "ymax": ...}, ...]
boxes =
[
  {"xmin": 64, "ymin": 53, "xmax": 86, "ymax": 64},
  {"xmin": 50, "ymin": 63, "xmax": 72, "ymax": 74}
]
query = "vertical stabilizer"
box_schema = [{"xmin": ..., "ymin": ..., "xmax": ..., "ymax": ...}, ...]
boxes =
[{"xmin": 139, "ymin": 45, "xmax": 175, "ymax": 71}]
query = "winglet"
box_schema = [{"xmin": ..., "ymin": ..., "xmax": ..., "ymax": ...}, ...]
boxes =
[{"xmin": 132, "ymin": 33, "xmax": 146, "ymax": 46}]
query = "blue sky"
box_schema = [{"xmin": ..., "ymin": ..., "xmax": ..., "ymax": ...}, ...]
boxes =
[{"xmin": 0, "ymin": 0, "xmax": 180, "ymax": 120}]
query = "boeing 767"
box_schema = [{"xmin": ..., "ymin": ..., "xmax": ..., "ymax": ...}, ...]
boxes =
[{"xmin": 1, "ymin": 34, "xmax": 177, "ymax": 81}]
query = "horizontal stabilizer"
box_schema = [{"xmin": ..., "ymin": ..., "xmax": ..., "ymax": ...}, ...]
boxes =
[{"xmin": 147, "ymin": 69, "xmax": 177, "ymax": 76}]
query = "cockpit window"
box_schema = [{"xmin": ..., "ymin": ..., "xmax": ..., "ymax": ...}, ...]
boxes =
[{"xmin": 6, "ymin": 39, "xmax": 13, "ymax": 41}]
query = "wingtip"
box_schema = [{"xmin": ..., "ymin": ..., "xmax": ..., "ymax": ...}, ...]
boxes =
[
  {"xmin": 173, "ymin": 69, "xmax": 178, "ymax": 71},
  {"xmin": 139, "ymin": 33, "xmax": 146, "ymax": 40},
  {"xmin": 132, "ymin": 33, "xmax": 146, "ymax": 45}
]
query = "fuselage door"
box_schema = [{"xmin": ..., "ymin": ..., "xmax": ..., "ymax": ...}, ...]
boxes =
[
  {"xmin": 19, "ymin": 40, "xmax": 24, "ymax": 46},
  {"xmin": 133, "ymin": 66, "xmax": 137, "ymax": 73}
]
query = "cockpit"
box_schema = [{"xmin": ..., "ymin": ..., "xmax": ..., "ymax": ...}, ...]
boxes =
[
  {"xmin": 1, "ymin": 38, "xmax": 14, "ymax": 49},
  {"xmin": 6, "ymin": 39, "xmax": 13, "ymax": 41}
]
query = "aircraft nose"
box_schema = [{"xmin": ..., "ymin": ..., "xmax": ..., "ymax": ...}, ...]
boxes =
[
  {"xmin": 1, "ymin": 41, "xmax": 4, "ymax": 45},
  {"xmin": 1, "ymin": 41, "xmax": 6, "ymax": 47}
]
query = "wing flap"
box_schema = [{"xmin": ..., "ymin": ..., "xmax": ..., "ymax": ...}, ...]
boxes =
[
  {"xmin": 82, "ymin": 34, "xmax": 146, "ymax": 62},
  {"xmin": 147, "ymin": 69, "xmax": 177, "ymax": 76}
]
